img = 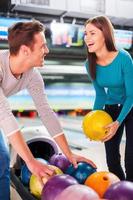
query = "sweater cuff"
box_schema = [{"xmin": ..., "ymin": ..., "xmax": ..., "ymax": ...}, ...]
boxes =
[{"xmin": 0, "ymin": 117, "xmax": 19, "ymax": 136}]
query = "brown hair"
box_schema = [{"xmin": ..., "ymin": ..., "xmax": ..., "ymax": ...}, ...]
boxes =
[
  {"xmin": 8, "ymin": 20, "xmax": 45, "ymax": 55},
  {"xmin": 85, "ymin": 15, "xmax": 117, "ymax": 80}
]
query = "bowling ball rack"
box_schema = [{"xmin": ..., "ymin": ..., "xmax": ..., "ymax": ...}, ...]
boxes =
[
  {"xmin": 10, "ymin": 126, "xmax": 60, "ymax": 199},
  {"xmin": 10, "ymin": 166, "xmax": 37, "ymax": 200}
]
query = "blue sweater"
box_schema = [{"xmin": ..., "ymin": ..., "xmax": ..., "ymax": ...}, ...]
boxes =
[{"xmin": 85, "ymin": 49, "xmax": 133, "ymax": 124}]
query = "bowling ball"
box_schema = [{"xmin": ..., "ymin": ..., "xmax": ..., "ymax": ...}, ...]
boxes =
[
  {"xmin": 41, "ymin": 165, "xmax": 63, "ymax": 186},
  {"xmin": 55, "ymin": 184, "xmax": 99, "ymax": 200},
  {"xmin": 20, "ymin": 164, "xmax": 32, "ymax": 185},
  {"xmin": 104, "ymin": 181, "xmax": 133, "ymax": 200},
  {"xmin": 49, "ymin": 165, "xmax": 63, "ymax": 175},
  {"xmin": 65, "ymin": 162, "xmax": 96, "ymax": 184},
  {"xmin": 82, "ymin": 110, "xmax": 113, "ymax": 141},
  {"xmin": 85, "ymin": 171, "xmax": 120, "ymax": 198},
  {"xmin": 30, "ymin": 174, "xmax": 44, "ymax": 199},
  {"xmin": 21, "ymin": 158, "xmax": 48, "ymax": 185},
  {"xmin": 30, "ymin": 164, "xmax": 63, "ymax": 198},
  {"xmin": 49, "ymin": 153, "xmax": 71, "ymax": 172},
  {"xmin": 36, "ymin": 158, "xmax": 49, "ymax": 165},
  {"xmin": 41, "ymin": 174, "xmax": 78, "ymax": 200}
]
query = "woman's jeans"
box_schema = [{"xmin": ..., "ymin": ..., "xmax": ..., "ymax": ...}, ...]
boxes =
[
  {"xmin": 0, "ymin": 131, "xmax": 10, "ymax": 200},
  {"xmin": 105, "ymin": 104, "xmax": 133, "ymax": 181}
]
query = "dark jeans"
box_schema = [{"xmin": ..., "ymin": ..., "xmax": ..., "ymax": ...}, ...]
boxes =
[{"xmin": 104, "ymin": 104, "xmax": 133, "ymax": 181}]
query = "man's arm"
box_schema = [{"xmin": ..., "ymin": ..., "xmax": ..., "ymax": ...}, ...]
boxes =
[
  {"xmin": 53, "ymin": 133, "xmax": 96, "ymax": 168},
  {"xmin": 0, "ymin": 87, "xmax": 54, "ymax": 179},
  {"xmin": 27, "ymin": 69, "xmax": 96, "ymax": 168},
  {"xmin": 8, "ymin": 131, "xmax": 54, "ymax": 177}
]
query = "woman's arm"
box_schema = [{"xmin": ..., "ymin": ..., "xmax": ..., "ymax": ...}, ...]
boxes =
[
  {"xmin": 85, "ymin": 60, "xmax": 106, "ymax": 110},
  {"xmin": 117, "ymin": 53, "xmax": 133, "ymax": 124},
  {"xmin": 93, "ymin": 80, "xmax": 107, "ymax": 110}
]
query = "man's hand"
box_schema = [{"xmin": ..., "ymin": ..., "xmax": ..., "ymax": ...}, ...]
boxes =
[
  {"xmin": 54, "ymin": 133, "xmax": 97, "ymax": 169},
  {"xmin": 101, "ymin": 120, "xmax": 120, "ymax": 142},
  {"xmin": 26, "ymin": 158, "xmax": 55, "ymax": 184},
  {"xmin": 67, "ymin": 152, "xmax": 97, "ymax": 169},
  {"xmin": 8, "ymin": 131, "xmax": 55, "ymax": 183}
]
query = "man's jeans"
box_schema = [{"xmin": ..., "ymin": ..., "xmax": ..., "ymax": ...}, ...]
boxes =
[{"xmin": 0, "ymin": 132, "xmax": 10, "ymax": 200}]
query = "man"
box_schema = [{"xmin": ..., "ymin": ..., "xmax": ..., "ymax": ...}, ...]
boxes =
[{"xmin": 0, "ymin": 20, "xmax": 96, "ymax": 199}]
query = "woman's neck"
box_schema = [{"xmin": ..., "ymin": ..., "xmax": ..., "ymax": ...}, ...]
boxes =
[{"xmin": 96, "ymin": 49, "xmax": 118, "ymax": 66}]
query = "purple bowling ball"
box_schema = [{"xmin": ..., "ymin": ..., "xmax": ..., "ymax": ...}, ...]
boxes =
[
  {"xmin": 49, "ymin": 153, "xmax": 71, "ymax": 172},
  {"xmin": 55, "ymin": 184, "xmax": 99, "ymax": 200},
  {"xmin": 41, "ymin": 174, "xmax": 78, "ymax": 200},
  {"xmin": 104, "ymin": 181, "xmax": 133, "ymax": 200}
]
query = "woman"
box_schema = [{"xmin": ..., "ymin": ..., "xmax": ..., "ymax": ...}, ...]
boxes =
[{"xmin": 84, "ymin": 15, "xmax": 133, "ymax": 181}]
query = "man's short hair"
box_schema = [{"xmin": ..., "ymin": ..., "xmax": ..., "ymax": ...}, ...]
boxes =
[{"xmin": 8, "ymin": 20, "xmax": 45, "ymax": 55}]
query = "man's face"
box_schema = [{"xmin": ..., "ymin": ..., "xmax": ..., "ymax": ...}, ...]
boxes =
[{"xmin": 29, "ymin": 31, "xmax": 49, "ymax": 67}]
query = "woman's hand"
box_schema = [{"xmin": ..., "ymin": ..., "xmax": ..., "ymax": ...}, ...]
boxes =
[
  {"xmin": 101, "ymin": 120, "xmax": 120, "ymax": 142},
  {"xmin": 67, "ymin": 152, "xmax": 97, "ymax": 169}
]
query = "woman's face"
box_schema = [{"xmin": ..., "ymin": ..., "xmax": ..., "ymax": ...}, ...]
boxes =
[{"xmin": 84, "ymin": 23, "xmax": 105, "ymax": 53}]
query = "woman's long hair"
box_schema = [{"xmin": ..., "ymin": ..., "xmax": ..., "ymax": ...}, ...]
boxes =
[{"xmin": 85, "ymin": 15, "xmax": 117, "ymax": 80}]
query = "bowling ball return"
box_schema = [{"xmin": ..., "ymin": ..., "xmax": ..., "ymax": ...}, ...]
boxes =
[{"xmin": 10, "ymin": 126, "xmax": 59, "ymax": 200}]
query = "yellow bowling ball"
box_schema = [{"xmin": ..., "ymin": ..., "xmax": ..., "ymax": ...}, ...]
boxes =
[
  {"xmin": 30, "ymin": 174, "xmax": 44, "ymax": 199},
  {"xmin": 82, "ymin": 110, "xmax": 113, "ymax": 141},
  {"xmin": 49, "ymin": 165, "xmax": 63, "ymax": 175},
  {"xmin": 30, "ymin": 166, "xmax": 63, "ymax": 199}
]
